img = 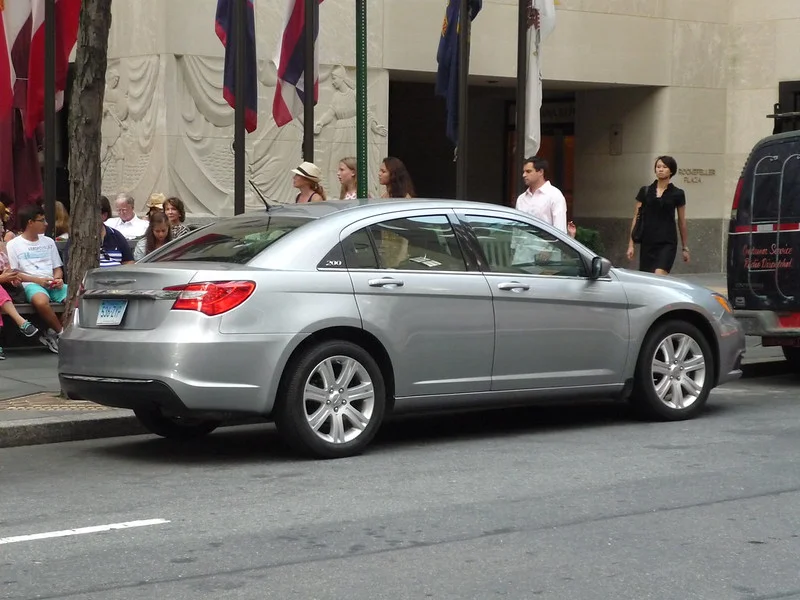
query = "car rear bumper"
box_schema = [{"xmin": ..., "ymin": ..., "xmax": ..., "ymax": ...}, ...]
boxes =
[
  {"xmin": 733, "ymin": 310, "xmax": 800, "ymax": 339},
  {"xmin": 58, "ymin": 329, "xmax": 301, "ymax": 415},
  {"xmin": 60, "ymin": 375, "xmax": 190, "ymax": 413}
]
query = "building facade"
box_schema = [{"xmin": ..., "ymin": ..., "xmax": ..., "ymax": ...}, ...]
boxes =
[{"xmin": 100, "ymin": 0, "xmax": 800, "ymax": 272}]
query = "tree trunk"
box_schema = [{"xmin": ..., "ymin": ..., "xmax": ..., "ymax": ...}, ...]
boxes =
[{"xmin": 62, "ymin": 0, "xmax": 113, "ymax": 327}]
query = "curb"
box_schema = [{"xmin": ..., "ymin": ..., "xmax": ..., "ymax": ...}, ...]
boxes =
[{"xmin": 0, "ymin": 411, "xmax": 145, "ymax": 449}]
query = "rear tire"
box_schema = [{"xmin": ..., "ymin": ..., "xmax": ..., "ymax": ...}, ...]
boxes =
[
  {"xmin": 631, "ymin": 320, "xmax": 715, "ymax": 421},
  {"xmin": 783, "ymin": 346, "xmax": 800, "ymax": 372},
  {"xmin": 275, "ymin": 340, "xmax": 386, "ymax": 459},
  {"xmin": 133, "ymin": 408, "xmax": 221, "ymax": 440}
]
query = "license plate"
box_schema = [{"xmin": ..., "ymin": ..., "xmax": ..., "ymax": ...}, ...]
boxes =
[{"xmin": 96, "ymin": 299, "xmax": 128, "ymax": 326}]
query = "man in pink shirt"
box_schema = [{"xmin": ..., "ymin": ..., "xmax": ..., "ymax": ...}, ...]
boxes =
[{"xmin": 515, "ymin": 157, "xmax": 576, "ymax": 238}]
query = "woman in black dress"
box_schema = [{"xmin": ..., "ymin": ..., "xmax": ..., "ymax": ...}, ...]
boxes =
[{"xmin": 626, "ymin": 155, "xmax": 690, "ymax": 275}]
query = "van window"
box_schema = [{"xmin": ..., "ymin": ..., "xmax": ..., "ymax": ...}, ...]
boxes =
[{"xmin": 739, "ymin": 143, "xmax": 800, "ymax": 224}]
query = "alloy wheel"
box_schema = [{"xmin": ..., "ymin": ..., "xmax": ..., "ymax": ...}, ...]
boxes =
[
  {"xmin": 303, "ymin": 355, "xmax": 375, "ymax": 444},
  {"xmin": 650, "ymin": 333, "xmax": 707, "ymax": 410}
]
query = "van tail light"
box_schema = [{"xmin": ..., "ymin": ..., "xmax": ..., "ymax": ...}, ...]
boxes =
[
  {"xmin": 731, "ymin": 177, "xmax": 744, "ymax": 217},
  {"xmin": 163, "ymin": 281, "xmax": 256, "ymax": 316}
]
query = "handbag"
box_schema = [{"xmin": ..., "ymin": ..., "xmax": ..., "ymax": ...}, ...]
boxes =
[{"xmin": 631, "ymin": 185, "xmax": 647, "ymax": 244}]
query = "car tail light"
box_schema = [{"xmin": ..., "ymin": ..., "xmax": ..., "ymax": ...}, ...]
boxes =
[
  {"xmin": 731, "ymin": 177, "xmax": 744, "ymax": 218},
  {"xmin": 164, "ymin": 281, "xmax": 256, "ymax": 316},
  {"xmin": 778, "ymin": 313, "xmax": 800, "ymax": 329}
]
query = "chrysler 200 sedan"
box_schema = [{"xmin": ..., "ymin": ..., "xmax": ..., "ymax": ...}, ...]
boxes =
[{"xmin": 59, "ymin": 199, "xmax": 745, "ymax": 458}]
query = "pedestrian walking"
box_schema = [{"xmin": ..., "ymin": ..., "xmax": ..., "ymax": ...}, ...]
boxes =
[
  {"xmin": 626, "ymin": 155, "xmax": 690, "ymax": 275},
  {"xmin": 379, "ymin": 157, "xmax": 415, "ymax": 199},
  {"xmin": 515, "ymin": 157, "xmax": 575, "ymax": 237},
  {"xmin": 338, "ymin": 157, "xmax": 358, "ymax": 199},
  {"xmin": 291, "ymin": 162, "xmax": 326, "ymax": 203}
]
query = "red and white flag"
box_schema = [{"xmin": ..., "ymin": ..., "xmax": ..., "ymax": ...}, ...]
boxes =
[
  {"xmin": 1, "ymin": 0, "xmax": 33, "ymax": 117},
  {"xmin": 0, "ymin": 1, "xmax": 80, "ymax": 134},
  {"xmin": 25, "ymin": 0, "xmax": 81, "ymax": 135},
  {"xmin": 272, "ymin": 0, "xmax": 323, "ymax": 127},
  {"xmin": 524, "ymin": 0, "xmax": 556, "ymax": 158}
]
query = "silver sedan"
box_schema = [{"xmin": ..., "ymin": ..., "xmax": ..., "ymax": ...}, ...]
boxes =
[{"xmin": 59, "ymin": 199, "xmax": 745, "ymax": 458}]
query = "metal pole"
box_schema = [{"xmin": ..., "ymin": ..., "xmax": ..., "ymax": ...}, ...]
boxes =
[
  {"xmin": 515, "ymin": 0, "xmax": 528, "ymax": 197},
  {"xmin": 303, "ymin": 0, "xmax": 315, "ymax": 162},
  {"xmin": 356, "ymin": 0, "xmax": 368, "ymax": 199},
  {"xmin": 233, "ymin": 0, "xmax": 246, "ymax": 215},
  {"xmin": 456, "ymin": 0, "xmax": 470, "ymax": 199},
  {"xmin": 44, "ymin": 0, "xmax": 56, "ymax": 236}
]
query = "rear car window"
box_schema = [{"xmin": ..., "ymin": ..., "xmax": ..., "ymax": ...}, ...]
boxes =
[
  {"xmin": 738, "ymin": 142, "xmax": 800, "ymax": 224},
  {"xmin": 146, "ymin": 216, "xmax": 310, "ymax": 264}
]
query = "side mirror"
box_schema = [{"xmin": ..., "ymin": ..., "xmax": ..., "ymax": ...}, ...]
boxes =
[{"xmin": 590, "ymin": 256, "xmax": 612, "ymax": 279}]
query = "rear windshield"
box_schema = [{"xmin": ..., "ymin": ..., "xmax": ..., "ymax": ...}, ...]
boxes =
[
  {"xmin": 739, "ymin": 141, "xmax": 800, "ymax": 224},
  {"xmin": 145, "ymin": 216, "xmax": 311, "ymax": 264}
]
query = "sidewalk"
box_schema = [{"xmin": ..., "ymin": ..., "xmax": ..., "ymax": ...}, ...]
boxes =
[{"xmin": 0, "ymin": 273, "xmax": 788, "ymax": 448}]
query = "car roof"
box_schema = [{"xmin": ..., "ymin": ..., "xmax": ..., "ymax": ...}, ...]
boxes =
[
  {"xmin": 749, "ymin": 129, "xmax": 800, "ymax": 152},
  {"xmin": 241, "ymin": 198, "xmax": 521, "ymax": 224}
]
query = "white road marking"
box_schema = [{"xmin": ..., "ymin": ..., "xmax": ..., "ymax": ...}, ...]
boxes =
[{"xmin": 0, "ymin": 518, "xmax": 170, "ymax": 545}]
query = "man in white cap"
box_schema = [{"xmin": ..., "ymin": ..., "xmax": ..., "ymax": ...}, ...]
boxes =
[{"xmin": 291, "ymin": 162, "xmax": 327, "ymax": 203}]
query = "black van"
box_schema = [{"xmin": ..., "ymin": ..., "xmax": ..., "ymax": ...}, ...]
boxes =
[{"xmin": 727, "ymin": 131, "xmax": 800, "ymax": 369}]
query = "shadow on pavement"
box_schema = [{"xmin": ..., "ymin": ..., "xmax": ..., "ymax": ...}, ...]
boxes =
[{"xmin": 88, "ymin": 399, "xmax": 737, "ymax": 465}]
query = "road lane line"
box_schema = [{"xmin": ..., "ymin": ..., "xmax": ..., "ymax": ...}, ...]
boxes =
[{"xmin": 0, "ymin": 518, "xmax": 170, "ymax": 545}]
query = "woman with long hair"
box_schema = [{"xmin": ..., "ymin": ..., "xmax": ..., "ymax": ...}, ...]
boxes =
[
  {"xmin": 55, "ymin": 201, "xmax": 70, "ymax": 240},
  {"xmin": 338, "ymin": 157, "xmax": 357, "ymax": 199},
  {"xmin": 291, "ymin": 162, "xmax": 326, "ymax": 203},
  {"xmin": 134, "ymin": 211, "xmax": 173, "ymax": 261},
  {"xmin": 379, "ymin": 157, "xmax": 415, "ymax": 198},
  {"xmin": 163, "ymin": 196, "xmax": 190, "ymax": 237}
]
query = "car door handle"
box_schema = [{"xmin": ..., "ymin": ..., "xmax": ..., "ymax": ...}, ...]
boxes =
[
  {"xmin": 368, "ymin": 277, "xmax": 405, "ymax": 288},
  {"xmin": 497, "ymin": 281, "xmax": 530, "ymax": 292}
]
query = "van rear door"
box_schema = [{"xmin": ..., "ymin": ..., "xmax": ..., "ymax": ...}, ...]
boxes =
[{"xmin": 728, "ymin": 138, "xmax": 800, "ymax": 312}]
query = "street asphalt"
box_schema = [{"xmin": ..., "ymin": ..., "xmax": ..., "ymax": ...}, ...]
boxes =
[{"xmin": 1, "ymin": 372, "xmax": 798, "ymax": 599}]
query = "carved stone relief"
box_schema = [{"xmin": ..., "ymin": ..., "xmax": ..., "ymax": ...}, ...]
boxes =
[
  {"xmin": 100, "ymin": 56, "xmax": 166, "ymax": 207},
  {"xmin": 101, "ymin": 53, "xmax": 389, "ymax": 216}
]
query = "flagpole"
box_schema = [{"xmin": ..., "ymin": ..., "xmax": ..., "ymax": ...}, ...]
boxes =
[
  {"xmin": 456, "ymin": 0, "xmax": 471, "ymax": 199},
  {"xmin": 515, "ymin": 0, "xmax": 528, "ymax": 197},
  {"xmin": 233, "ymin": 0, "xmax": 246, "ymax": 215},
  {"xmin": 303, "ymin": 0, "xmax": 315, "ymax": 162},
  {"xmin": 355, "ymin": 0, "xmax": 367, "ymax": 199},
  {"xmin": 44, "ymin": 0, "xmax": 56, "ymax": 235}
]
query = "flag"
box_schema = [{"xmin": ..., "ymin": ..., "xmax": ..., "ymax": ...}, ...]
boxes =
[
  {"xmin": 272, "ymin": 0, "xmax": 323, "ymax": 128},
  {"xmin": 0, "ymin": 3, "xmax": 13, "ymax": 116},
  {"xmin": 524, "ymin": 0, "xmax": 556, "ymax": 158},
  {"xmin": 216, "ymin": 0, "xmax": 258, "ymax": 133},
  {"xmin": 24, "ymin": 0, "xmax": 81, "ymax": 136},
  {"xmin": 1, "ymin": 0, "xmax": 33, "ymax": 118},
  {"xmin": 435, "ymin": 0, "xmax": 481, "ymax": 147}
]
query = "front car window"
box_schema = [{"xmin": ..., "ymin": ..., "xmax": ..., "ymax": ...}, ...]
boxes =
[
  {"xmin": 343, "ymin": 214, "xmax": 467, "ymax": 271},
  {"xmin": 146, "ymin": 216, "xmax": 310, "ymax": 264},
  {"xmin": 463, "ymin": 215, "xmax": 586, "ymax": 277}
]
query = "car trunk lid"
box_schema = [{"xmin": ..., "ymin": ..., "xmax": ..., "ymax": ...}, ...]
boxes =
[{"xmin": 79, "ymin": 264, "xmax": 202, "ymax": 330}]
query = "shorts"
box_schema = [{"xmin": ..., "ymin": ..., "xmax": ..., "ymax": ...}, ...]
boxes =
[
  {"xmin": 23, "ymin": 283, "xmax": 68, "ymax": 304},
  {"xmin": 0, "ymin": 285, "xmax": 11, "ymax": 306}
]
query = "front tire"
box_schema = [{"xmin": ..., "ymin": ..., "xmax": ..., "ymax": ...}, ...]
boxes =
[
  {"xmin": 133, "ymin": 408, "xmax": 221, "ymax": 440},
  {"xmin": 631, "ymin": 320, "xmax": 715, "ymax": 421},
  {"xmin": 275, "ymin": 340, "xmax": 386, "ymax": 459}
]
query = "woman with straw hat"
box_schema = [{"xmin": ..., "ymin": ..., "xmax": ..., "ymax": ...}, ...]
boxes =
[{"xmin": 291, "ymin": 162, "xmax": 327, "ymax": 203}]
